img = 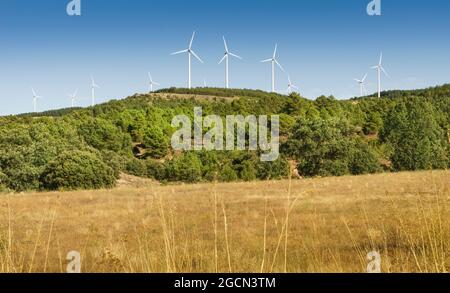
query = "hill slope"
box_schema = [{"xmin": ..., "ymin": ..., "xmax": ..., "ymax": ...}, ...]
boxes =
[{"xmin": 0, "ymin": 86, "xmax": 449, "ymax": 192}]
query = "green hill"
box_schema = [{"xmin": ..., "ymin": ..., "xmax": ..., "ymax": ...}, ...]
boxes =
[{"xmin": 0, "ymin": 86, "xmax": 449, "ymax": 192}]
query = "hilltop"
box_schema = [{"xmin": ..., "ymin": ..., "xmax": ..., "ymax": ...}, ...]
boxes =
[{"xmin": 0, "ymin": 86, "xmax": 449, "ymax": 192}]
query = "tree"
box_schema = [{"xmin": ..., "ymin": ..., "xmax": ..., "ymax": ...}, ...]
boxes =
[
  {"xmin": 41, "ymin": 150, "xmax": 116, "ymax": 190},
  {"xmin": 166, "ymin": 153, "xmax": 203, "ymax": 183},
  {"xmin": 78, "ymin": 118, "xmax": 131, "ymax": 152},
  {"xmin": 142, "ymin": 126, "xmax": 169, "ymax": 159},
  {"xmin": 382, "ymin": 97, "xmax": 448, "ymax": 171}
]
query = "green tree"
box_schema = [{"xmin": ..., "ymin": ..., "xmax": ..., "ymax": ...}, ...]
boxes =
[
  {"xmin": 382, "ymin": 97, "xmax": 448, "ymax": 171},
  {"xmin": 41, "ymin": 150, "xmax": 116, "ymax": 190}
]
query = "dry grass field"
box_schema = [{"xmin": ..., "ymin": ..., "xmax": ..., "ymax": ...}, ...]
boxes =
[{"xmin": 0, "ymin": 171, "xmax": 449, "ymax": 273}]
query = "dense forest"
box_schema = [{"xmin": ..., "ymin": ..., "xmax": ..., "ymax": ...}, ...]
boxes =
[{"xmin": 1, "ymin": 85, "xmax": 449, "ymax": 191}]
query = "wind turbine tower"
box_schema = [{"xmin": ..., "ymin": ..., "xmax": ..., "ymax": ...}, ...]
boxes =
[
  {"xmin": 261, "ymin": 44, "xmax": 284, "ymax": 92},
  {"xmin": 90, "ymin": 75, "xmax": 100, "ymax": 106},
  {"xmin": 371, "ymin": 52, "xmax": 388, "ymax": 98},
  {"xmin": 219, "ymin": 36, "xmax": 242, "ymax": 89},
  {"xmin": 354, "ymin": 74, "xmax": 368, "ymax": 97},
  {"xmin": 171, "ymin": 31, "xmax": 204, "ymax": 89}
]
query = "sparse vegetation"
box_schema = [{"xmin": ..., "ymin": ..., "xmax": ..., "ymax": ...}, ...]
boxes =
[{"xmin": 0, "ymin": 171, "xmax": 448, "ymax": 273}]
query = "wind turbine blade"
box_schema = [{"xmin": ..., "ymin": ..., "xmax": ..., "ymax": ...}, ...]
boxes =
[
  {"xmin": 218, "ymin": 55, "xmax": 227, "ymax": 64},
  {"xmin": 223, "ymin": 36, "xmax": 228, "ymax": 52},
  {"xmin": 229, "ymin": 52, "xmax": 242, "ymax": 59},
  {"xmin": 362, "ymin": 73, "xmax": 368, "ymax": 82},
  {"xmin": 171, "ymin": 49, "xmax": 189, "ymax": 55},
  {"xmin": 153, "ymin": 82, "xmax": 160, "ymax": 86},
  {"xmin": 31, "ymin": 88, "xmax": 36, "ymax": 96},
  {"xmin": 189, "ymin": 31, "xmax": 196, "ymax": 49},
  {"xmin": 273, "ymin": 44, "xmax": 278, "ymax": 58},
  {"xmin": 354, "ymin": 79, "xmax": 361, "ymax": 83},
  {"xmin": 292, "ymin": 85, "xmax": 299, "ymax": 90},
  {"xmin": 275, "ymin": 59, "xmax": 284, "ymax": 72},
  {"xmin": 379, "ymin": 52, "xmax": 383, "ymax": 65},
  {"xmin": 380, "ymin": 66, "xmax": 389, "ymax": 77},
  {"xmin": 190, "ymin": 50, "xmax": 204, "ymax": 63},
  {"xmin": 371, "ymin": 65, "xmax": 378, "ymax": 69},
  {"xmin": 261, "ymin": 58, "xmax": 272, "ymax": 63}
]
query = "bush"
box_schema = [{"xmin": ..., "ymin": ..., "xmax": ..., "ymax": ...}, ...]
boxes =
[
  {"xmin": 219, "ymin": 164, "xmax": 238, "ymax": 182},
  {"xmin": 349, "ymin": 142, "xmax": 381, "ymax": 175},
  {"xmin": 142, "ymin": 126, "xmax": 169, "ymax": 159},
  {"xmin": 146, "ymin": 159, "xmax": 167, "ymax": 181},
  {"xmin": 240, "ymin": 161, "xmax": 257, "ymax": 181},
  {"xmin": 78, "ymin": 118, "xmax": 131, "ymax": 152},
  {"xmin": 166, "ymin": 153, "xmax": 203, "ymax": 183},
  {"xmin": 257, "ymin": 158, "xmax": 290, "ymax": 180},
  {"xmin": 100, "ymin": 150, "xmax": 127, "ymax": 179},
  {"xmin": 125, "ymin": 158, "xmax": 148, "ymax": 177},
  {"xmin": 41, "ymin": 150, "xmax": 116, "ymax": 190},
  {"xmin": 382, "ymin": 97, "xmax": 448, "ymax": 171}
]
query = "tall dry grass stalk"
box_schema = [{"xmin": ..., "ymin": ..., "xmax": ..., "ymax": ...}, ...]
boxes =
[{"xmin": 0, "ymin": 171, "xmax": 448, "ymax": 273}]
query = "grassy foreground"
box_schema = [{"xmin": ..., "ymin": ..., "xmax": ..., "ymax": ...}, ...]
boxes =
[{"xmin": 0, "ymin": 171, "xmax": 448, "ymax": 273}]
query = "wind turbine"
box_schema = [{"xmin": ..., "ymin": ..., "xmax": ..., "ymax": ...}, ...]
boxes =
[
  {"xmin": 31, "ymin": 88, "xmax": 42, "ymax": 113},
  {"xmin": 371, "ymin": 52, "xmax": 388, "ymax": 98},
  {"xmin": 69, "ymin": 90, "xmax": 78, "ymax": 108},
  {"xmin": 90, "ymin": 75, "xmax": 100, "ymax": 106},
  {"xmin": 261, "ymin": 44, "xmax": 284, "ymax": 92},
  {"xmin": 286, "ymin": 75, "xmax": 299, "ymax": 94},
  {"xmin": 171, "ymin": 31, "xmax": 203, "ymax": 89},
  {"xmin": 148, "ymin": 73, "xmax": 160, "ymax": 92},
  {"xmin": 219, "ymin": 36, "xmax": 242, "ymax": 89},
  {"xmin": 354, "ymin": 73, "xmax": 368, "ymax": 97}
]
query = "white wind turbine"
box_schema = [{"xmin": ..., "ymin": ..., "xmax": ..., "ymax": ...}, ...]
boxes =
[
  {"xmin": 90, "ymin": 75, "xmax": 100, "ymax": 106},
  {"xmin": 219, "ymin": 36, "xmax": 242, "ymax": 89},
  {"xmin": 69, "ymin": 90, "xmax": 78, "ymax": 108},
  {"xmin": 261, "ymin": 44, "xmax": 284, "ymax": 92},
  {"xmin": 148, "ymin": 73, "xmax": 160, "ymax": 92},
  {"xmin": 354, "ymin": 73, "xmax": 368, "ymax": 97},
  {"xmin": 31, "ymin": 88, "xmax": 42, "ymax": 113},
  {"xmin": 287, "ymin": 75, "xmax": 299, "ymax": 94},
  {"xmin": 171, "ymin": 31, "xmax": 203, "ymax": 89},
  {"xmin": 371, "ymin": 52, "xmax": 388, "ymax": 98}
]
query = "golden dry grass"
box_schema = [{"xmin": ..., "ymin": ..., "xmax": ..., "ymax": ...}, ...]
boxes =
[{"xmin": 0, "ymin": 171, "xmax": 449, "ymax": 273}]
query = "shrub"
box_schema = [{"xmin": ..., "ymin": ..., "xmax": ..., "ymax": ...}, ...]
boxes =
[
  {"xmin": 219, "ymin": 164, "xmax": 238, "ymax": 182},
  {"xmin": 382, "ymin": 97, "xmax": 448, "ymax": 171},
  {"xmin": 349, "ymin": 142, "xmax": 381, "ymax": 175},
  {"xmin": 125, "ymin": 158, "xmax": 148, "ymax": 177},
  {"xmin": 41, "ymin": 150, "xmax": 116, "ymax": 190},
  {"xmin": 240, "ymin": 161, "xmax": 258, "ymax": 181},
  {"xmin": 78, "ymin": 118, "xmax": 131, "ymax": 152},
  {"xmin": 166, "ymin": 153, "xmax": 203, "ymax": 183},
  {"xmin": 100, "ymin": 150, "xmax": 127, "ymax": 179},
  {"xmin": 146, "ymin": 159, "xmax": 167, "ymax": 181},
  {"xmin": 142, "ymin": 126, "xmax": 169, "ymax": 159},
  {"xmin": 257, "ymin": 158, "xmax": 290, "ymax": 180}
]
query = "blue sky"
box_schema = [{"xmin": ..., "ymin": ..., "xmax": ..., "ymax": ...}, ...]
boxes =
[{"xmin": 0, "ymin": 0, "xmax": 449, "ymax": 115}]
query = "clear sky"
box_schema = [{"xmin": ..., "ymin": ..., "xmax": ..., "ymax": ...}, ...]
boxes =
[{"xmin": 0, "ymin": 0, "xmax": 449, "ymax": 115}]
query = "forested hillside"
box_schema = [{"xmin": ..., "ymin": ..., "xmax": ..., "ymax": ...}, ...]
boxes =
[{"xmin": 1, "ymin": 86, "xmax": 449, "ymax": 191}]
